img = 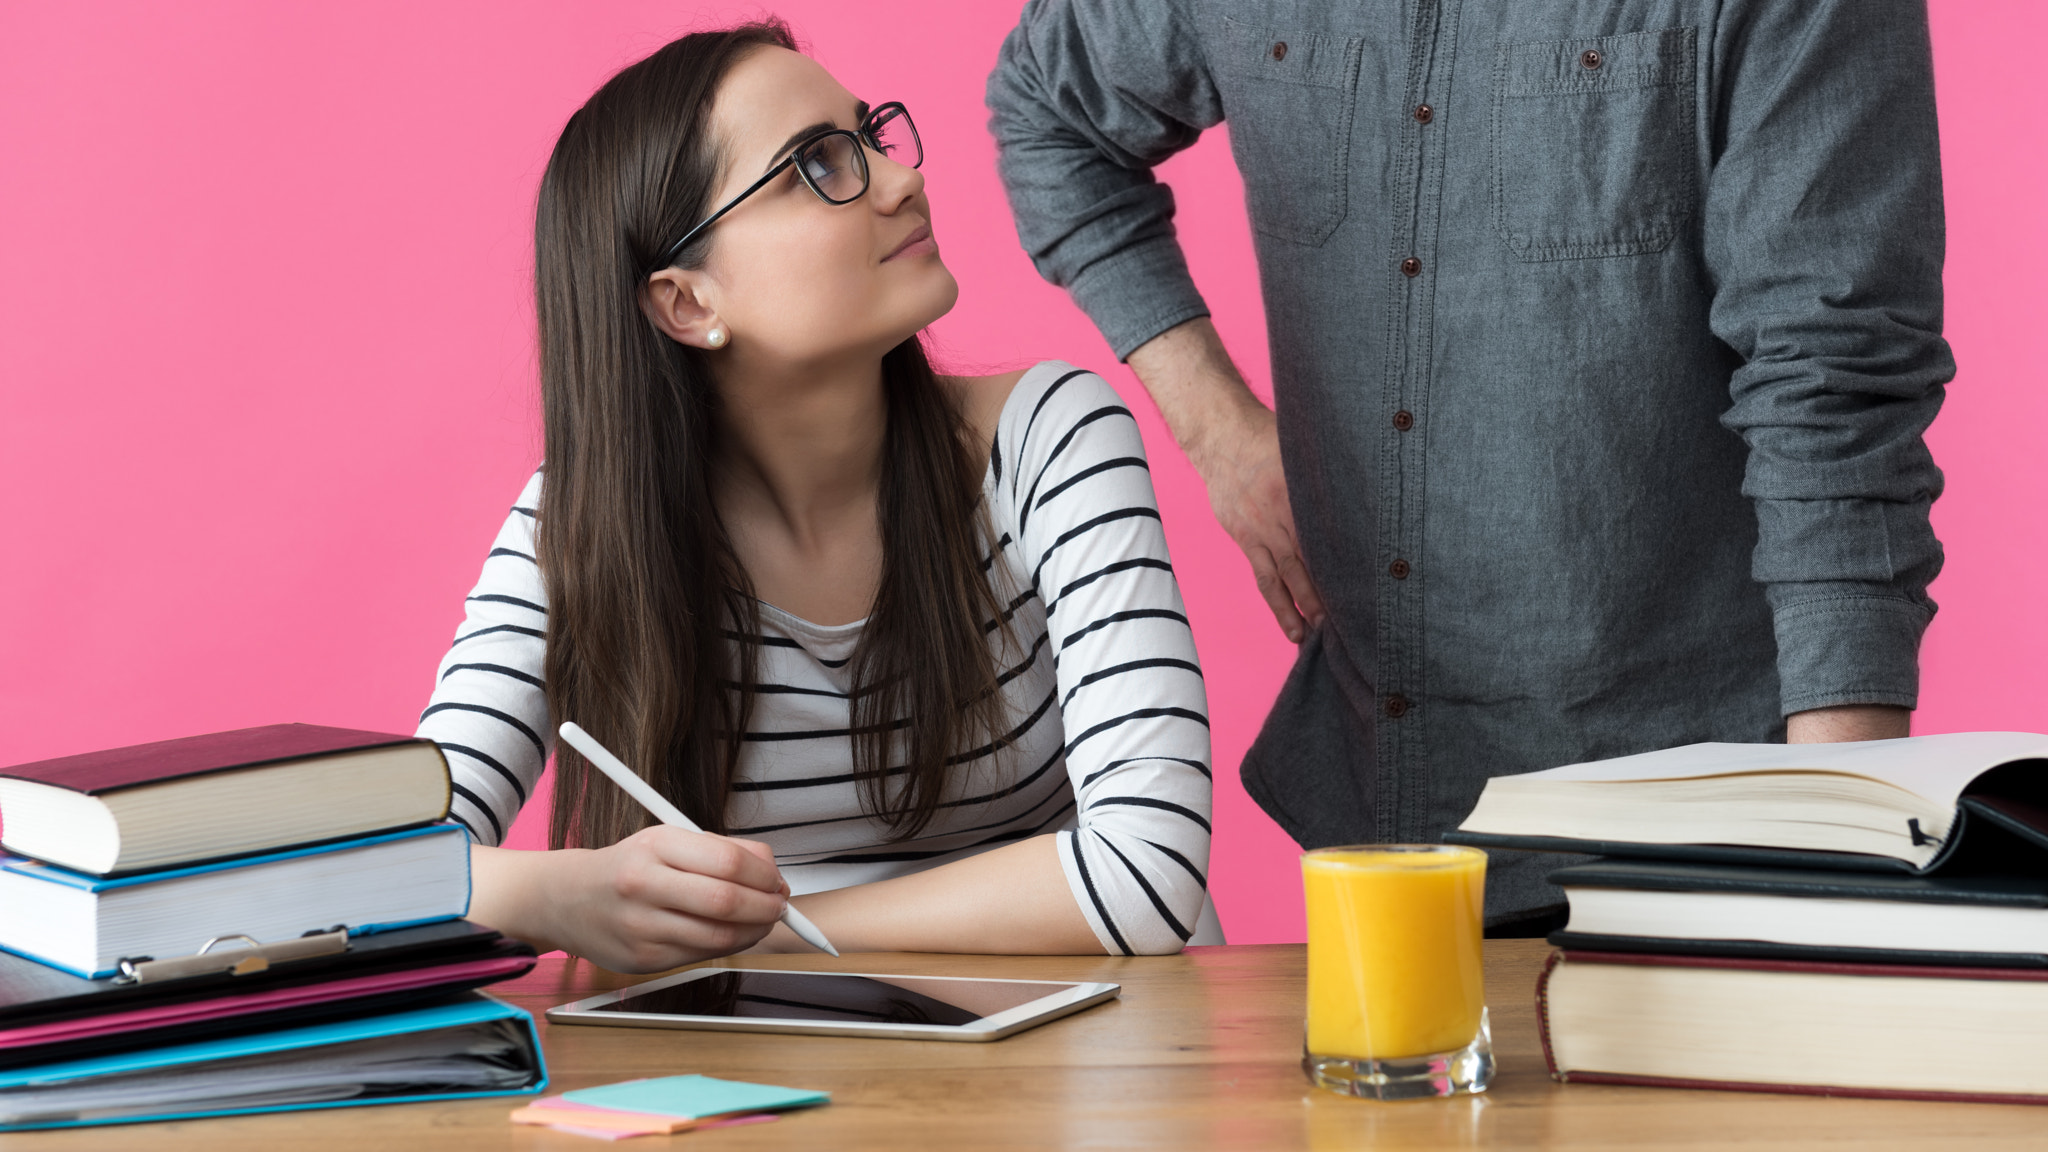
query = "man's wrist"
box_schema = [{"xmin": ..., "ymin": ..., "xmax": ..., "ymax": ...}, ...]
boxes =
[
  {"xmin": 1785, "ymin": 704, "xmax": 1912, "ymax": 744},
  {"xmin": 1178, "ymin": 391, "xmax": 1271, "ymax": 480},
  {"xmin": 1126, "ymin": 318, "xmax": 1269, "ymax": 478}
]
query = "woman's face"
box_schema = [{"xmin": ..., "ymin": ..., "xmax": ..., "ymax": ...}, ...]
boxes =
[{"xmin": 674, "ymin": 47, "xmax": 957, "ymax": 371}]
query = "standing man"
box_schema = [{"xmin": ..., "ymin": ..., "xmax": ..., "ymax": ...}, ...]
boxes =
[{"xmin": 988, "ymin": 0, "xmax": 1951, "ymax": 929}]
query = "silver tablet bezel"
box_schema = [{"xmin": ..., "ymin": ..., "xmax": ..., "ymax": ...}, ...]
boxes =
[{"xmin": 545, "ymin": 967, "xmax": 1121, "ymax": 1042}]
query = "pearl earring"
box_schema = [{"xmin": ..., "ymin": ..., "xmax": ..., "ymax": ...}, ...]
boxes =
[{"xmin": 706, "ymin": 329, "xmax": 727, "ymax": 348}]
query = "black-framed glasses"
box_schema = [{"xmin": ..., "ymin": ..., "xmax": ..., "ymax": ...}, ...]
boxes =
[{"xmin": 653, "ymin": 101, "xmax": 922, "ymax": 271}]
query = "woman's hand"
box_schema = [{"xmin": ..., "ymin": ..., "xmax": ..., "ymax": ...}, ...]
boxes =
[{"xmin": 468, "ymin": 828, "xmax": 790, "ymax": 973}]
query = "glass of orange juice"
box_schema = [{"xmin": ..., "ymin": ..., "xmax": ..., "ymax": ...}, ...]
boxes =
[{"xmin": 1301, "ymin": 844, "xmax": 1491, "ymax": 1100}]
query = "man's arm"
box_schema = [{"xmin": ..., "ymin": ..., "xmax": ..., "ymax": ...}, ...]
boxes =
[
  {"xmin": 1706, "ymin": 0, "xmax": 1952, "ymax": 742},
  {"xmin": 989, "ymin": 0, "xmax": 1324, "ymax": 640}
]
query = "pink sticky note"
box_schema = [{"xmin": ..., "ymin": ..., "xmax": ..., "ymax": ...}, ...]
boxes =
[
  {"xmin": 538, "ymin": 1114, "xmax": 777, "ymax": 1140},
  {"xmin": 545, "ymin": 1123, "xmax": 644, "ymax": 1141}
]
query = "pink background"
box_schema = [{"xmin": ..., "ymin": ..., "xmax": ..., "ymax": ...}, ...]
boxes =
[{"xmin": 2, "ymin": 2, "xmax": 2041, "ymax": 945}]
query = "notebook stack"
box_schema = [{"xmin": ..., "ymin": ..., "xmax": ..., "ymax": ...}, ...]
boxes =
[
  {"xmin": 1450, "ymin": 731, "xmax": 2048, "ymax": 1104},
  {"xmin": 0, "ymin": 724, "xmax": 545, "ymax": 1130}
]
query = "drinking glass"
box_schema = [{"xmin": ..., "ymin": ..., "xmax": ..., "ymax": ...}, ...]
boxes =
[{"xmin": 1300, "ymin": 845, "xmax": 1492, "ymax": 1100}]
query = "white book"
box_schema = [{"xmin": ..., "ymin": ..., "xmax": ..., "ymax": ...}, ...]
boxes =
[{"xmin": 0, "ymin": 825, "xmax": 471, "ymax": 978}]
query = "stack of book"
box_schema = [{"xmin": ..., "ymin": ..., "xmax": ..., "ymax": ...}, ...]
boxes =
[
  {"xmin": 0, "ymin": 723, "xmax": 545, "ymax": 1131},
  {"xmin": 1451, "ymin": 732, "xmax": 2048, "ymax": 1104}
]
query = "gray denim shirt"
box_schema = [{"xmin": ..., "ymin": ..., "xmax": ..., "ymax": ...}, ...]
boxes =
[{"xmin": 988, "ymin": 0, "xmax": 1951, "ymax": 920}]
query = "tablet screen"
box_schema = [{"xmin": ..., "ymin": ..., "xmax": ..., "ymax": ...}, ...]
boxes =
[{"xmin": 605, "ymin": 972, "xmax": 1077, "ymax": 1026}]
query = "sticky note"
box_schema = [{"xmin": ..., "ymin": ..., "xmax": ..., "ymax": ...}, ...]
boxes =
[
  {"xmin": 563, "ymin": 1075, "xmax": 828, "ymax": 1119},
  {"xmin": 544, "ymin": 1122, "xmax": 643, "ymax": 1141},
  {"xmin": 510, "ymin": 1103, "xmax": 695, "ymax": 1134}
]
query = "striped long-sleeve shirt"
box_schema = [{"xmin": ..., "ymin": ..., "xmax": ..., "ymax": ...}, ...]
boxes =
[{"xmin": 415, "ymin": 362, "xmax": 1213, "ymax": 955}]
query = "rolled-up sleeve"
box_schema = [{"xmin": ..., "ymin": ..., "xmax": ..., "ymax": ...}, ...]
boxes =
[
  {"xmin": 986, "ymin": 0, "xmax": 1221, "ymax": 359},
  {"xmin": 1705, "ymin": 0, "xmax": 1952, "ymax": 715}
]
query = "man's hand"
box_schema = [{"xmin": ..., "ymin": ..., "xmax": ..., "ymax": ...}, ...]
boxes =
[
  {"xmin": 1786, "ymin": 704, "xmax": 1911, "ymax": 743},
  {"xmin": 1126, "ymin": 319, "xmax": 1325, "ymax": 642}
]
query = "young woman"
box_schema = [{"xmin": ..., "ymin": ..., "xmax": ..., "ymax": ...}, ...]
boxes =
[{"xmin": 415, "ymin": 22, "xmax": 1213, "ymax": 972}]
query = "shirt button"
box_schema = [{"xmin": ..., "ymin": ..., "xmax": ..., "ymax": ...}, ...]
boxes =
[
  {"xmin": 1401, "ymin": 256, "xmax": 1422, "ymax": 277},
  {"xmin": 1385, "ymin": 694, "xmax": 1410, "ymax": 719},
  {"xmin": 1389, "ymin": 558, "xmax": 1410, "ymax": 580},
  {"xmin": 1414, "ymin": 104, "xmax": 1434, "ymax": 124},
  {"xmin": 1581, "ymin": 49, "xmax": 1603, "ymax": 69},
  {"xmin": 1392, "ymin": 410, "xmax": 1415, "ymax": 431},
  {"xmin": 1272, "ymin": 41, "xmax": 1288, "ymax": 61}
]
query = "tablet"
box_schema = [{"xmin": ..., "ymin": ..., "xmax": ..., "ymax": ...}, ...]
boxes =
[{"xmin": 546, "ymin": 968, "xmax": 1120, "ymax": 1042}]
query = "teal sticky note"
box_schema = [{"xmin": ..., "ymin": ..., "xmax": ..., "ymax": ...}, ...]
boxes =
[{"xmin": 563, "ymin": 1075, "xmax": 829, "ymax": 1119}]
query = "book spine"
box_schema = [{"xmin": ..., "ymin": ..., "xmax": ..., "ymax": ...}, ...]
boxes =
[
  {"xmin": 425, "ymin": 741, "xmax": 453, "ymax": 822},
  {"xmin": 1536, "ymin": 949, "xmax": 1565, "ymax": 1081}
]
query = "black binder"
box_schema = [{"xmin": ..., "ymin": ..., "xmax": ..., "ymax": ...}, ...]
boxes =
[
  {"xmin": 0, "ymin": 920, "xmax": 535, "ymax": 1069},
  {"xmin": 1546, "ymin": 858, "xmax": 2048, "ymax": 968}
]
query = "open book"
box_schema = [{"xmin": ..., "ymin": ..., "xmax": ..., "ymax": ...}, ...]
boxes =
[{"xmin": 1447, "ymin": 732, "xmax": 2048, "ymax": 873}]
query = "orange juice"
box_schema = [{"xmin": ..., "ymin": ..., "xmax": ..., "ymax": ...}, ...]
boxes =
[{"xmin": 1302, "ymin": 845, "xmax": 1486, "ymax": 1060}]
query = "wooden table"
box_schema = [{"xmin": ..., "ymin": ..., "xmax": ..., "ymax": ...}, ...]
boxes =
[{"xmin": 5, "ymin": 941, "xmax": 2047, "ymax": 1149}]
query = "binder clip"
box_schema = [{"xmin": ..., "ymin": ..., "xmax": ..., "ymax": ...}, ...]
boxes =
[{"xmin": 113, "ymin": 926, "xmax": 351, "ymax": 984}]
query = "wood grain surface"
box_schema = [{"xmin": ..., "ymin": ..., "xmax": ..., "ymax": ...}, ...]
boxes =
[{"xmin": 3, "ymin": 941, "xmax": 2045, "ymax": 1150}]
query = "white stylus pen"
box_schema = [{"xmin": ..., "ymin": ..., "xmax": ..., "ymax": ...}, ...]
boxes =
[{"xmin": 557, "ymin": 721, "xmax": 840, "ymax": 957}]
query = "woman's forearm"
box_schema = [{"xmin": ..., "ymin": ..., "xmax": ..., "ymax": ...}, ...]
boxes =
[
  {"xmin": 753, "ymin": 834, "xmax": 1104, "ymax": 955},
  {"xmin": 476, "ymin": 834, "xmax": 1102, "ymax": 960},
  {"xmin": 468, "ymin": 843, "xmax": 572, "ymax": 954}
]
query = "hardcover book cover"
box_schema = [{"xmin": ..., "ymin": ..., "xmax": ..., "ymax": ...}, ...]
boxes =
[
  {"xmin": 0, "ymin": 724, "xmax": 431, "ymax": 795},
  {"xmin": 1538, "ymin": 949, "xmax": 2048, "ymax": 1104},
  {"xmin": 1547, "ymin": 858, "xmax": 2048, "ymax": 966}
]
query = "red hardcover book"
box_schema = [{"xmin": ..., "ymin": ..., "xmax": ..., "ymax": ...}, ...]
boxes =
[
  {"xmin": 0, "ymin": 724, "xmax": 449, "ymax": 875},
  {"xmin": 1538, "ymin": 949, "xmax": 2048, "ymax": 1104}
]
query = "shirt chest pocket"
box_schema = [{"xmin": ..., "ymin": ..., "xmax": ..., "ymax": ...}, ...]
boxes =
[
  {"xmin": 1491, "ymin": 27, "xmax": 1698, "ymax": 261},
  {"xmin": 1214, "ymin": 17, "xmax": 1367, "ymax": 248}
]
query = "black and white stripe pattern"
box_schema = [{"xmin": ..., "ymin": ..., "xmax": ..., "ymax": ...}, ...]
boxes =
[{"xmin": 416, "ymin": 362, "xmax": 1213, "ymax": 954}]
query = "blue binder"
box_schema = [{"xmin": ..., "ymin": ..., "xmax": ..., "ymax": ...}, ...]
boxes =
[{"xmin": 0, "ymin": 993, "xmax": 545, "ymax": 1131}]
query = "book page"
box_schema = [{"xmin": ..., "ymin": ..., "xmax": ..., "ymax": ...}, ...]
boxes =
[{"xmin": 1510, "ymin": 732, "xmax": 2048, "ymax": 807}]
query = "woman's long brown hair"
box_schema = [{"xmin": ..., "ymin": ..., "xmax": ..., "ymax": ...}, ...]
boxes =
[{"xmin": 535, "ymin": 22, "xmax": 1011, "ymax": 851}]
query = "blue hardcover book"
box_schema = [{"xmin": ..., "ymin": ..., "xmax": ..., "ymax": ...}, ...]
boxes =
[
  {"xmin": 0, "ymin": 824, "xmax": 472, "ymax": 978},
  {"xmin": 0, "ymin": 992, "xmax": 545, "ymax": 1131}
]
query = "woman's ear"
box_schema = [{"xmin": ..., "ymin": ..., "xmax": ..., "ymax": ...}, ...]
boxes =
[{"xmin": 640, "ymin": 270, "xmax": 727, "ymax": 350}]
